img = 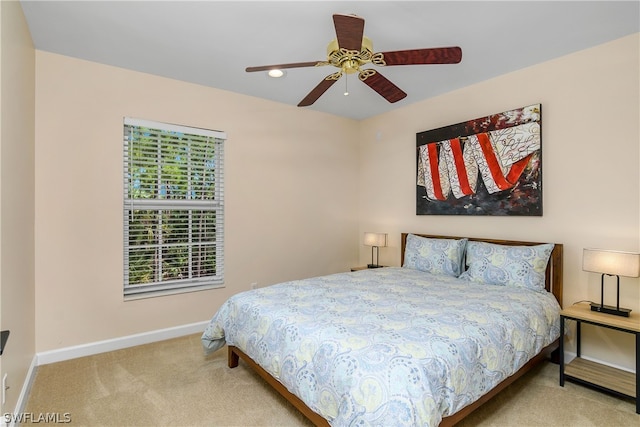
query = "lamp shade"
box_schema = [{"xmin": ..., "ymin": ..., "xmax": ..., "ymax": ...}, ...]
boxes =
[
  {"xmin": 583, "ymin": 249, "xmax": 640, "ymax": 278},
  {"xmin": 364, "ymin": 232, "xmax": 387, "ymax": 247}
]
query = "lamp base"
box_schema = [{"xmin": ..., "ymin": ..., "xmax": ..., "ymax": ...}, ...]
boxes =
[
  {"xmin": 367, "ymin": 264, "xmax": 382, "ymax": 269},
  {"xmin": 590, "ymin": 302, "xmax": 631, "ymax": 317}
]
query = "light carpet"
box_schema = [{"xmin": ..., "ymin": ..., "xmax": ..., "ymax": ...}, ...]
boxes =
[{"xmin": 23, "ymin": 334, "xmax": 637, "ymax": 426}]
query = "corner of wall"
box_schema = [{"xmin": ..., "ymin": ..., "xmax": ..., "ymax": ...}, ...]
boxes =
[{"xmin": 0, "ymin": 0, "xmax": 37, "ymax": 417}]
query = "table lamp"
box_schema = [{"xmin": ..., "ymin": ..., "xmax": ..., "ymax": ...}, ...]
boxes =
[
  {"xmin": 582, "ymin": 248, "xmax": 640, "ymax": 317},
  {"xmin": 364, "ymin": 232, "xmax": 387, "ymax": 268}
]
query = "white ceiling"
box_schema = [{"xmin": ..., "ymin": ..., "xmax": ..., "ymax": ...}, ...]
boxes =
[{"xmin": 20, "ymin": 1, "xmax": 640, "ymax": 120}]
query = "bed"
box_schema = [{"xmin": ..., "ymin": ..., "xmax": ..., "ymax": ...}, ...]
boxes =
[{"xmin": 202, "ymin": 233, "xmax": 563, "ymax": 426}]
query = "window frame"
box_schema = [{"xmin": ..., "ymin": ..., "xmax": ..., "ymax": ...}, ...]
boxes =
[{"xmin": 123, "ymin": 117, "xmax": 226, "ymax": 300}]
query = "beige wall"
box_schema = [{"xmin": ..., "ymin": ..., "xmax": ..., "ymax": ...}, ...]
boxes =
[
  {"xmin": 33, "ymin": 32, "xmax": 639, "ymax": 371},
  {"xmin": 0, "ymin": 0, "xmax": 36, "ymax": 414},
  {"xmin": 34, "ymin": 52, "xmax": 360, "ymax": 352},
  {"xmin": 358, "ymin": 33, "xmax": 640, "ymax": 370}
]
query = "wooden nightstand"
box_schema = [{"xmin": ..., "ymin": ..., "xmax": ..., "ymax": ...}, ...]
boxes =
[{"xmin": 559, "ymin": 302, "xmax": 639, "ymax": 414}]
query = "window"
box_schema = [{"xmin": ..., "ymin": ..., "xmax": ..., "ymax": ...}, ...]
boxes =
[{"xmin": 123, "ymin": 118, "xmax": 226, "ymax": 299}]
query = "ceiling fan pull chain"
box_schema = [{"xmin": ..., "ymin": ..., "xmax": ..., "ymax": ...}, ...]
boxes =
[{"xmin": 344, "ymin": 73, "xmax": 349, "ymax": 96}]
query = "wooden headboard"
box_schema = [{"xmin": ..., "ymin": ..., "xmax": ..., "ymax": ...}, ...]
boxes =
[{"xmin": 400, "ymin": 233, "xmax": 564, "ymax": 307}]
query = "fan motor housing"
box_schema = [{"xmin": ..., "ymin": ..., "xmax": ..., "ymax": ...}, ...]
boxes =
[{"xmin": 326, "ymin": 36, "xmax": 374, "ymax": 74}]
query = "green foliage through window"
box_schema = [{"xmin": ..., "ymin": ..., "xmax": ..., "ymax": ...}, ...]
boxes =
[{"xmin": 123, "ymin": 119, "xmax": 225, "ymax": 297}]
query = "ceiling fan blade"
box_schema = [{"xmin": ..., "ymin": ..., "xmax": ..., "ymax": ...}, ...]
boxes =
[
  {"xmin": 246, "ymin": 61, "xmax": 325, "ymax": 72},
  {"xmin": 333, "ymin": 14, "xmax": 365, "ymax": 51},
  {"xmin": 377, "ymin": 47, "xmax": 462, "ymax": 66},
  {"xmin": 358, "ymin": 69, "xmax": 407, "ymax": 103},
  {"xmin": 298, "ymin": 74, "xmax": 340, "ymax": 107}
]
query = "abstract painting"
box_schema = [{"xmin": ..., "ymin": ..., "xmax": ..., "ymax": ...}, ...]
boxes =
[{"xmin": 416, "ymin": 104, "xmax": 542, "ymax": 216}]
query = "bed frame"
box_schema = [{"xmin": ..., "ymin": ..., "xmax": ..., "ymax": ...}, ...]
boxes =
[{"xmin": 228, "ymin": 233, "xmax": 564, "ymax": 426}]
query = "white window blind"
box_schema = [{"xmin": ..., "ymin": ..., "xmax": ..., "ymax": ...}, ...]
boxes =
[{"xmin": 123, "ymin": 118, "xmax": 226, "ymax": 299}]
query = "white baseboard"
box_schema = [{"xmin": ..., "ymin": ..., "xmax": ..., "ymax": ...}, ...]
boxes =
[
  {"xmin": 36, "ymin": 320, "xmax": 209, "ymax": 365},
  {"xmin": 4, "ymin": 355, "xmax": 37, "ymax": 427}
]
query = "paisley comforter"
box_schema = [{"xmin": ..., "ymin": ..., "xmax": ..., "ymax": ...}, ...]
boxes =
[{"xmin": 202, "ymin": 267, "xmax": 560, "ymax": 426}]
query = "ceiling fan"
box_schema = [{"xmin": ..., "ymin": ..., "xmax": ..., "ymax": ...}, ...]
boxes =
[{"xmin": 246, "ymin": 13, "xmax": 462, "ymax": 107}]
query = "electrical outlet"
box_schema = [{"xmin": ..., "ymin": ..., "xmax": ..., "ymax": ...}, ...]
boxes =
[
  {"xmin": 250, "ymin": 282, "xmax": 258, "ymax": 290},
  {"xmin": 2, "ymin": 373, "xmax": 7, "ymax": 405}
]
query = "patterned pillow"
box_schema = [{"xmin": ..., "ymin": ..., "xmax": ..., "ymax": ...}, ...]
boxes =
[
  {"xmin": 459, "ymin": 241, "xmax": 554, "ymax": 291},
  {"xmin": 402, "ymin": 234, "xmax": 467, "ymax": 277}
]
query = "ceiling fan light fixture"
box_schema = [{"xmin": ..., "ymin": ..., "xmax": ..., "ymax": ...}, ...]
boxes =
[{"xmin": 267, "ymin": 69, "xmax": 286, "ymax": 78}]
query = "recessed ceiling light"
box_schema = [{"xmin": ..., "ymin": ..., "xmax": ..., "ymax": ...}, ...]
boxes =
[{"xmin": 267, "ymin": 69, "xmax": 285, "ymax": 78}]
